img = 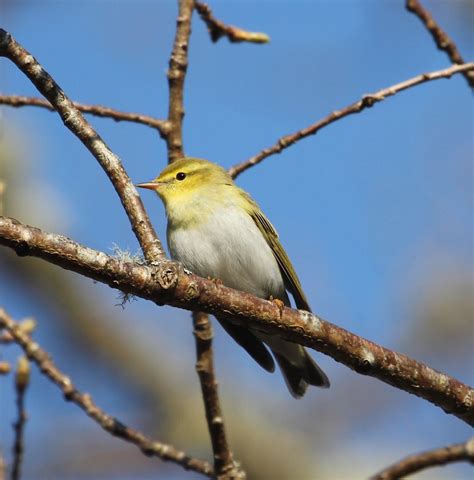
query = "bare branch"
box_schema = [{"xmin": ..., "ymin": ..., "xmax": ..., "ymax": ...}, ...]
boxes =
[
  {"xmin": 195, "ymin": 2, "xmax": 269, "ymax": 44},
  {"xmin": 1, "ymin": 216, "xmax": 472, "ymax": 426},
  {"xmin": 166, "ymin": 0, "xmax": 194, "ymax": 162},
  {"xmin": 228, "ymin": 62, "xmax": 474, "ymax": 178},
  {"xmin": 0, "ymin": 28, "xmax": 165, "ymax": 262},
  {"xmin": 0, "ymin": 94, "xmax": 169, "ymax": 135},
  {"xmin": 11, "ymin": 356, "xmax": 30, "ymax": 480},
  {"xmin": 0, "ymin": 309, "xmax": 214, "ymax": 478},
  {"xmin": 193, "ymin": 313, "xmax": 245, "ymax": 479},
  {"xmin": 372, "ymin": 438, "xmax": 474, "ymax": 480},
  {"xmin": 406, "ymin": 0, "xmax": 474, "ymax": 88}
]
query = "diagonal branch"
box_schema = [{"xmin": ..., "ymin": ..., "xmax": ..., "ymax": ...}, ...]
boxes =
[
  {"xmin": 1, "ymin": 216, "xmax": 472, "ymax": 426},
  {"xmin": 371, "ymin": 437, "xmax": 474, "ymax": 480},
  {"xmin": 0, "ymin": 308, "xmax": 214, "ymax": 478},
  {"xmin": 166, "ymin": 0, "xmax": 195, "ymax": 163},
  {"xmin": 228, "ymin": 62, "xmax": 474, "ymax": 178},
  {"xmin": 406, "ymin": 0, "xmax": 474, "ymax": 88},
  {"xmin": 0, "ymin": 94, "xmax": 169, "ymax": 134},
  {"xmin": 0, "ymin": 28, "xmax": 165, "ymax": 263},
  {"xmin": 195, "ymin": 2, "xmax": 269, "ymax": 44},
  {"xmin": 193, "ymin": 312, "xmax": 245, "ymax": 479}
]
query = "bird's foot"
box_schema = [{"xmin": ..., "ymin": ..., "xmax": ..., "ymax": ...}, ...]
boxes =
[
  {"xmin": 208, "ymin": 276, "xmax": 224, "ymax": 287},
  {"xmin": 269, "ymin": 296, "xmax": 285, "ymax": 318}
]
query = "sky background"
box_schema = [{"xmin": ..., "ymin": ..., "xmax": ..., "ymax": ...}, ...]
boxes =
[{"xmin": 1, "ymin": 1, "xmax": 473, "ymax": 479}]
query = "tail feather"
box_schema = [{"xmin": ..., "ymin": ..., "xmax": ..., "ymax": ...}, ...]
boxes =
[{"xmin": 274, "ymin": 349, "xmax": 329, "ymax": 398}]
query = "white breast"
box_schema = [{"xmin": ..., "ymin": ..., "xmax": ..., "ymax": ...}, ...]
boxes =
[{"xmin": 168, "ymin": 206, "xmax": 287, "ymax": 301}]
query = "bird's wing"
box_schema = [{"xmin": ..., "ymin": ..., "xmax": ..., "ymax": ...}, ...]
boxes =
[
  {"xmin": 241, "ymin": 191, "xmax": 312, "ymax": 312},
  {"xmin": 216, "ymin": 318, "xmax": 275, "ymax": 372}
]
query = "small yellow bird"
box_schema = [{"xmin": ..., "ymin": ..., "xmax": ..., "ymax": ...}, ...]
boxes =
[{"xmin": 137, "ymin": 158, "xmax": 329, "ymax": 397}]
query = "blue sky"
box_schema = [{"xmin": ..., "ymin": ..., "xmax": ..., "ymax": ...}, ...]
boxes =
[{"xmin": 1, "ymin": 1, "xmax": 473, "ymax": 479}]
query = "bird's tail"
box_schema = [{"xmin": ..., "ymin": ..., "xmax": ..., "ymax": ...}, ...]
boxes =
[{"xmin": 274, "ymin": 346, "xmax": 330, "ymax": 398}]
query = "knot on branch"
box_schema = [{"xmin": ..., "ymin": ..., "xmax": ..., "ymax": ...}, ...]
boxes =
[
  {"xmin": 361, "ymin": 95, "xmax": 377, "ymax": 108},
  {"xmin": 154, "ymin": 261, "xmax": 180, "ymax": 290}
]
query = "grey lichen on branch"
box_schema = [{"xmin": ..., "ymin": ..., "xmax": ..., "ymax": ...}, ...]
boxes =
[
  {"xmin": 0, "ymin": 28, "xmax": 165, "ymax": 263},
  {"xmin": 1, "ymin": 215, "xmax": 473, "ymax": 427},
  {"xmin": 228, "ymin": 62, "xmax": 474, "ymax": 179}
]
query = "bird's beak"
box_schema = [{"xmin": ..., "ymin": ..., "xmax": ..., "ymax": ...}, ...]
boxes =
[{"xmin": 136, "ymin": 181, "xmax": 161, "ymax": 191}]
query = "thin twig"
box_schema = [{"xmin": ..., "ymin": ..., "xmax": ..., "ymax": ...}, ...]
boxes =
[
  {"xmin": 1, "ymin": 216, "xmax": 472, "ymax": 426},
  {"xmin": 195, "ymin": 2, "xmax": 269, "ymax": 44},
  {"xmin": 0, "ymin": 309, "xmax": 214, "ymax": 478},
  {"xmin": 193, "ymin": 313, "xmax": 245, "ymax": 479},
  {"xmin": 371, "ymin": 438, "xmax": 474, "ymax": 480},
  {"xmin": 11, "ymin": 356, "xmax": 30, "ymax": 480},
  {"xmin": 228, "ymin": 62, "xmax": 474, "ymax": 178},
  {"xmin": 406, "ymin": 0, "xmax": 474, "ymax": 88},
  {"xmin": 0, "ymin": 362, "xmax": 10, "ymax": 375},
  {"xmin": 0, "ymin": 318, "xmax": 36, "ymax": 344},
  {"xmin": 166, "ymin": 0, "xmax": 194, "ymax": 163},
  {"xmin": 0, "ymin": 28, "xmax": 165, "ymax": 262},
  {"xmin": 0, "ymin": 95, "xmax": 169, "ymax": 135}
]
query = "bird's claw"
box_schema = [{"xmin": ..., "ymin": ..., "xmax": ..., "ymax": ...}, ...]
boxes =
[
  {"xmin": 269, "ymin": 296, "xmax": 285, "ymax": 317},
  {"xmin": 208, "ymin": 276, "xmax": 224, "ymax": 287}
]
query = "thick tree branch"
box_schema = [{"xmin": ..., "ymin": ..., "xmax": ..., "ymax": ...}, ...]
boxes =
[
  {"xmin": 11, "ymin": 356, "xmax": 30, "ymax": 480},
  {"xmin": 0, "ymin": 309, "xmax": 214, "ymax": 478},
  {"xmin": 0, "ymin": 28, "xmax": 165, "ymax": 262},
  {"xmin": 1, "ymin": 216, "xmax": 472, "ymax": 426},
  {"xmin": 0, "ymin": 94, "xmax": 169, "ymax": 134},
  {"xmin": 195, "ymin": 2, "xmax": 269, "ymax": 44},
  {"xmin": 166, "ymin": 0, "xmax": 194, "ymax": 162},
  {"xmin": 228, "ymin": 62, "xmax": 474, "ymax": 178},
  {"xmin": 406, "ymin": 0, "xmax": 474, "ymax": 88},
  {"xmin": 372, "ymin": 438, "xmax": 474, "ymax": 480},
  {"xmin": 193, "ymin": 313, "xmax": 245, "ymax": 479}
]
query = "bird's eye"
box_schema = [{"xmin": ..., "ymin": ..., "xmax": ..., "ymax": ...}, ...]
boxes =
[{"xmin": 176, "ymin": 172, "xmax": 186, "ymax": 181}]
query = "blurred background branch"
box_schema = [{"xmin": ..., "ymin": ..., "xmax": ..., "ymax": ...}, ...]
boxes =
[
  {"xmin": 0, "ymin": 308, "xmax": 214, "ymax": 477},
  {"xmin": 11, "ymin": 356, "xmax": 30, "ymax": 480}
]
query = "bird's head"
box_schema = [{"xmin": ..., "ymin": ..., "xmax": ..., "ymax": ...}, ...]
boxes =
[{"xmin": 137, "ymin": 158, "xmax": 233, "ymax": 208}]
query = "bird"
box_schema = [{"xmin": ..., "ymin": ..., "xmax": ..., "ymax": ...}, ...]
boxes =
[{"xmin": 137, "ymin": 158, "xmax": 329, "ymax": 397}]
